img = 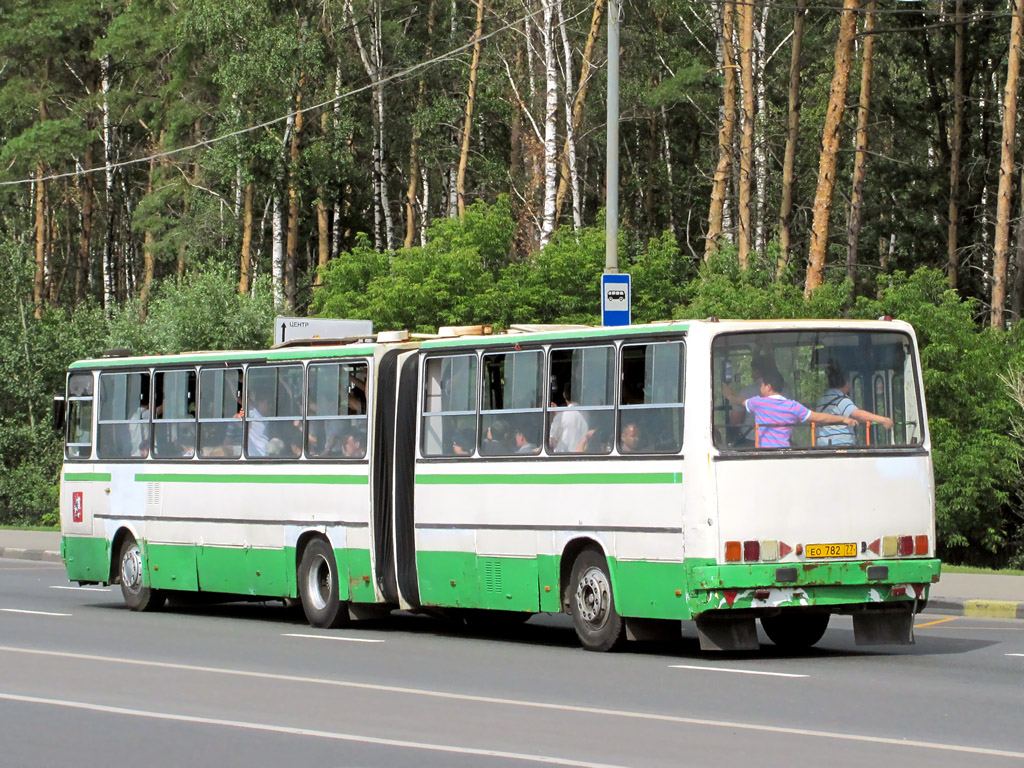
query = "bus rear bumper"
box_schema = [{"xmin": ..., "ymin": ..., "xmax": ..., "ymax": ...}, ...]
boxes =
[{"xmin": 686, "ymin": 557, "xmax": 941, "ymax": 614}]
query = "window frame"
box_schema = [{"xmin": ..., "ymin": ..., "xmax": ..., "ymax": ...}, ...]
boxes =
[
  {"xmin": 305, "ymin": 358, "xmax": 371, "ymax": 461},
  {"xmin": 244, "ymin": 363, "xmax": 306, "ymax": 461},
  {"xmin": 96, "ymin": 369, "xmax": 153, "ymax": 460}
]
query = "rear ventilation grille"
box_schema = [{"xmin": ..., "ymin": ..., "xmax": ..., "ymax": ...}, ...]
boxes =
[{"xmin": 146, "ymin": 483, "xmax": 161, "ymax": 509}]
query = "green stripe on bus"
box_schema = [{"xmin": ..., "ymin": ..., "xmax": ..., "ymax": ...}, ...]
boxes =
[
  {"xmin": 68, "ymin": 345, "xmax": 375, "ymax": 369},
  {"xmin": 134, "ymin": 473, "xmax": 369, "ymax": 485},
  {"xmin": 415, "ymin": 472, "xmax": 681, "ymax": 485},
  {"xmin": 64, "ymin": 473, "xmax": 111, "ymax": 482},
  {"xmin": 420, "ymin": 323, "xmax": 690, "ymax": 349}
]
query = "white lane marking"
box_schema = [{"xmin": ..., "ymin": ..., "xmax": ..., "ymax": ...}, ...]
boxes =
[
  {"xmin": 670, "ymin": 664, "xmax": 807, "ymax": 679},
  {"xmin": 1007, "ymin": 653, "xmax": 1024, "ymax": 657},
  {"xmin": 50, "ymin": 586, "xmax": 111, "ymax": 593},
  {"xmin": 0, "ymin": 609, "xmax": 71, "ymax": 617},
  {"xmin": 0, "ymin": 645, "xmax": 1022, "ymax": 761},
  {"xmin": 0, "ymin": 692, "xmax": 626, "ymax": 768},
  {"xmin": 282, "ymin": 633, "xmax": 384, "ymax": 643}
]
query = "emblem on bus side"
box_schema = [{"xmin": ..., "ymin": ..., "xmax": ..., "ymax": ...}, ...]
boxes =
[{"xmin": 72, "ymin": 492, "xmax": 83, "ymax": 523}]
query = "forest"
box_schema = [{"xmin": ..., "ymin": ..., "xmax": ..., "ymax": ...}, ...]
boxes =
[{"xmin": 1, "ymin": 0, "xmax": 1023, "ymax": 565}]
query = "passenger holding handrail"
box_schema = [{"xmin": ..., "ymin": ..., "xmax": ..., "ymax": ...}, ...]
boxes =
[
  {"xmin": 815, "ymin": 365, "xmax": 894, "ymax": 446},
  {"xmin": 723, "ymin": 369, "xmax": 856, "ymax": 448}
]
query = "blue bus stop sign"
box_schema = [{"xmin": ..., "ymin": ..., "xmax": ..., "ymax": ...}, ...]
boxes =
[{"xmin": 601, "ymin": 273, "xmax": 631, "ymax": 326}]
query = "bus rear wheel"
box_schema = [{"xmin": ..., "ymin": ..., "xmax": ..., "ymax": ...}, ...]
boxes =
[
  {"xmin": 761, "ymin": 612, "xmax": 830, "ymax": 650},
  {"xmin": 569, "ymin": 550, "xmax": 625, "ymax": 652},
  {"xmin": 118, "ymin": 535, "xmax": 165, "ymax": 612},
  {"xmin": 298, "ymin": 538, "xmax": 349, "ymax": 629}
]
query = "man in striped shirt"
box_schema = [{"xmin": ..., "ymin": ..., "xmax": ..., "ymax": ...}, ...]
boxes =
[{"xmin": 724, "ymin": 369, "xmax": 857, "ymax": 448}]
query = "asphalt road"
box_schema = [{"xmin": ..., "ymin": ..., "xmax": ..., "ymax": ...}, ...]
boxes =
[{"xmin": 2, "ymin": 557, "xmax": 1023, "ymax": 768}]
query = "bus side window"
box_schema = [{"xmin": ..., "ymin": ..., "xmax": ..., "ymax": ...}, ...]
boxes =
[
  {"xmin": 619, "ymin": 341, "xmax": 685, "ymax": 454},
  {"xmin": 547, "ymin": 346, "xmax": 614, "ymax": 454},
  {"xmin": 153, "ymin": 370, "xmax": 196, "ymax": 459},
  {"xmin": 245, "ymin": 365, "xmax": 304, "ymax": 459},
  {"xmin": 97, "ymin": 371, "xmax": 151, "ymax": 459},
  {"xmin": 66, "ymin": 373, "xmax": 94, "ymax": 460},
  {"xmin": 421, "ymin": 354, "xmax": 478, "ymax": 457},
  {"xmin": 480, "ymin": 350, "xmax": 543, "ymax": 456},
  {"xmin": 198, "ymin": 368, "xmax": 243, "ymax": 459},
  {"xmin": 307, "ymin": 361, "xmax": 368, "ymax": 459}
]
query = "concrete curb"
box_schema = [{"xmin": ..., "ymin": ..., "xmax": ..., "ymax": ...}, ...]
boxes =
[
  {"xmin": 927, "ymin": 598, "xmax": 1024, "ymax": 620},
  {"xmin": 0, "ymin": 548, "xmax": 62, "ymax": 564}
]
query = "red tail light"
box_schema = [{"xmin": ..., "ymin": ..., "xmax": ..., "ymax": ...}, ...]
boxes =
[
  {"xmin": 743, "ymin": 540, "xmax": 760, "ymax": 562},
  {"xmin": 898, "ymin": 536, "xmax": 914, "ymax": 556}
]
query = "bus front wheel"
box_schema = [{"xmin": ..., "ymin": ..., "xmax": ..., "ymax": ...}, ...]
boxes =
[
  {"xmin": 569, "ymin": 550, "xmax": 625, "ymax": 652},
  {"xmin": 298, "ymin": 538, "xmax": 349, "ymax": 629},
  {"xmin": 761, "ymin": 612, "xmax": 830, "ymax": 650},
  {"xmin": 118, "ymin": 536, "xmax": 165, "ymax": 612}
]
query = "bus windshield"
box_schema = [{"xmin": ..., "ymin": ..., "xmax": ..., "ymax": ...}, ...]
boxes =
[{"xmin": 712, "ymin": 329, "xmax": 924, "ymax": 450}]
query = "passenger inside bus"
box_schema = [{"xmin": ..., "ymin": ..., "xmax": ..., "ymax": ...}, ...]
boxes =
[
  {"xmin": 549, "ymin": 384, "xmax": 588, "ymax": 453},
  {"xmin": 816, "ymin": 364, "xmax": 894, "ymax": 446}
]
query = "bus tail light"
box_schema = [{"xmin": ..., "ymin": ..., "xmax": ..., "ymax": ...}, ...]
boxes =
[
  {"xmin": 882, "ymin": 536, "xmax": 898, "ymax": 556},
  {"xmin": 743, "ymin": 541, "xmax": 760, "ymax": 562},
  {"xmin": 898, "ymin": 536, "xmax": 914, "ymax": 556},
  {"xmin": 725, "ymin": 541, "xmax": 742, "ymax": 562},
  {"xmin": 891, "ymin": 585, "xmax": 907, "ymax": 597},
  {"xmin": 760, "ymin": 541, "xmax": 779, "ymax": 562},
  {"xmin": 914, "ymin": 535, "xmax": 929, "ymax": 555}
]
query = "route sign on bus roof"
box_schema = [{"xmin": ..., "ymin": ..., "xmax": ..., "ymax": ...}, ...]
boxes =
[
  {"xmin": 601, "ymin": 273, "xmax": 631, "ymax": 326},
  {"xmin": 275, "ymin": 317, "xmax": 374, "ymax": 345}
]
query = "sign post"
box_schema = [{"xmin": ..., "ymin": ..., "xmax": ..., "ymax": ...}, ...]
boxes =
[
  {"xmin": 275, "ymin": 317, "xmax": 374, "ymax": 345},
  {"xmin": 600, "ymin": 273, "xmax": 631, "ymax": 326}
]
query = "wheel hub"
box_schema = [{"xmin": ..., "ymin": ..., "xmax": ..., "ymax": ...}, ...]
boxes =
[
  {"xmin": 306, "ymin": 554, "xmax": 332, "ymax": 611},
  {"xmin": 575, "ymin": 567, "xmax": 610, "ymax": 624},
  {"xmin": 121, "ymin": 545, "xmax": 142, "ymax": 594}
]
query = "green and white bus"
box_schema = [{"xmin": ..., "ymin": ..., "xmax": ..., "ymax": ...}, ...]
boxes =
[{"xmin": 58, "ymin": 318, "xmax": 941, "ymax": 651}]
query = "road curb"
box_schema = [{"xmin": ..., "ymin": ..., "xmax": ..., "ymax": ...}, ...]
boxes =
[
  {"xmin": 927, "ymin": 598, "xmax": 1024, "ymax": 620},
  {"xmin": 0, "ymin": 548, "xmax": 62, "ymax": 564}
]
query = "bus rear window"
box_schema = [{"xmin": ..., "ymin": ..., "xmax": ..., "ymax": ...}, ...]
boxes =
[{"xmin": 712, "ymin": 330, "xmax": 924, "ymax": 451}]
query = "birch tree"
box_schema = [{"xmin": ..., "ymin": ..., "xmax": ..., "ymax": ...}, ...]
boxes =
[
  {"xmin": 539, "ymin": 0, "xmax": 559, "ymax": 246},
  {"xmin": 457, "ymin": 0, "xmax": 486, "ymax": 217}
]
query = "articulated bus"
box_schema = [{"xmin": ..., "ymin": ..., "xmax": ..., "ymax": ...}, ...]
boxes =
[{"xmin": 58, "ymin": 319, "xmax": 941, "ymax": 652}]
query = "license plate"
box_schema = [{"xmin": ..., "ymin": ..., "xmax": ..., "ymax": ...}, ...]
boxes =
[{"xmin": 805, "ymin": 542, "xmax": 857, "ymax": 558}]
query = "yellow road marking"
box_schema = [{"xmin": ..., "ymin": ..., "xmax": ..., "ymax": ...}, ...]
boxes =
[{"xmin": 915, "ymin": 616, "xmax": 959, "ymax": 628}]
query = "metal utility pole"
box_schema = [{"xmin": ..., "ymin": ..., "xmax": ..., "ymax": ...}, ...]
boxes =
[{"xmin": 604, "ymin": 0, "xmax": 620, "ymax": 274}]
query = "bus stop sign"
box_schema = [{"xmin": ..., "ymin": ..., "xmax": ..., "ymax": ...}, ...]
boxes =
[{"xmin": 601, "ymin": 273, "xmax": 631, "ymax": 326}]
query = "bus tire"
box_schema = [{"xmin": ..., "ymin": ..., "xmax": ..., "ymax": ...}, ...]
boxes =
[
  {"xmin": 118, "ymin": 535, "xmax": 165, "ymax": 612},
  {"xmin": 761, "ymin": 612, "xmax": 830, "ymax": 650},
  {"xmin": 569, "ymin": 550, "xmax": 625, "ymax": 652},
  {"xmin": 298, "ymin": 538, "xmax": 349, "ymax": 629}
]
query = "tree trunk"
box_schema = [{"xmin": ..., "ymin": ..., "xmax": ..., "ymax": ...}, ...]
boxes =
[
  {"xmin": 139, "ymin": 154, "xmax": 158, "ymax": 321},
  {"xmin": 240, "ymin": 181, "xmax": 255, "ymax": 294},
  {"xmin": 845, "ymin": 0, "xmax": 877, "ymax": 289},
  {"xmin": 557, "ymin": 0, "xmax": 581, "ymax": 230},
  {"xmin": 101, "ymin": 54, "xmax": 115, "ymax": 313},
  {"xmin": 777, "ymin": 0, "xmax": 806, "ymax": 277},
  {"xmin": 737, "ymin": 0, "xmax": 755, "ymax": 268},
  {"xmin": 77, "ymin": 143, "xmax": 94, "ymax": 304},
  {"xmin": 286, "ymin": 78, "xmax": 305, "ymax": 310},
  {"xmin": 705, "ymin": 0, "xmax": 737, "ymax": 259},
  {"xmin": 554, "ymin": 0, "xmax": 605, "ymax": 225},
  {"xmin": 457, "ymin": 0, "xmax": 485, "ymax": 218},
  {"xmin": 405, "ymin": 0, "xmax": 434, "ymax": 250},
  {"xmin": 990, "ymin": 0, "xmax": 1022, "ymax": 329},
  {"xmin": 34, "ymin": 162, "xmax": 47, "ymax": 319},
  {"xmin": 539, "ymin": 0, "xmax": 559, "ymax": 247},
  {"xmin": 947, "ymin": 0, "xmax": 965, "ymax": 289},
  {"xmin": 1010, "ymin": 163, "xmax": 1024, "ymax": 320},
  {"xmin": 804, "ymin": 0, "xmax": 860, "ymax": 296},
  {"xmin": 753, "ymin": 1, "xmax": 770, "ymax": 259}
]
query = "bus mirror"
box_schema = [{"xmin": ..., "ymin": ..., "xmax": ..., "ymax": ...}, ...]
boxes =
[{"xmin": 52, "ymin": 396, "xmax": 66, "ymax": 436}]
